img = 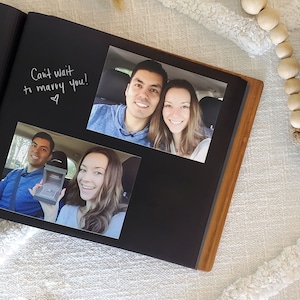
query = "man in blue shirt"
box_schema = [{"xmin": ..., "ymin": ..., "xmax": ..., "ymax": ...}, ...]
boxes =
[
  {"xmin": 0, "ymin": 132, "xmax": 55, "ymax": 217},
  {"xmin": 87, "ymin": 60, "xmax": 168, "ymax": 146}
]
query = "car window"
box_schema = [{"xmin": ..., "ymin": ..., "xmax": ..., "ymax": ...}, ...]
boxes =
[{"xmin": 5, "ymin": 133, "xmax": 77, "ymax": 179}]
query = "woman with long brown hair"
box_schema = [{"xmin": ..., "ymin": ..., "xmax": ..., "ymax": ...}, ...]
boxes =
[
  {"xmin": 149, "ymin": 79, "xmax": 211, "ymax": 163},
  {"xmin": 31, "ymin": 146, "xmax": 126, "ymax": 239}
]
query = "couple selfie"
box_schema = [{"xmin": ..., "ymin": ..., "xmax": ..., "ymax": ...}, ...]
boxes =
[{"xmin": 87, "ymin": 59, "xmax": 212, "ymax": 163}]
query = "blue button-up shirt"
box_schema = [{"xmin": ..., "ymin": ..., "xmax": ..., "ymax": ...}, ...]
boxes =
[{"xmin": 0, "ymin": 168, "xmax": 43, "ymax": 217}]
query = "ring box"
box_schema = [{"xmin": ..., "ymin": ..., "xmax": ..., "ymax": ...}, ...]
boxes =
[{"xmin": 34, "ymin": 151, "xmax": 68, "ymax": 205}]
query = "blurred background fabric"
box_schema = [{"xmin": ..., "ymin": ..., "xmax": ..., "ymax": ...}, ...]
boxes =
[{"xmin": 0, "ymin": 0, "xmax": 300, "ymax": 299}]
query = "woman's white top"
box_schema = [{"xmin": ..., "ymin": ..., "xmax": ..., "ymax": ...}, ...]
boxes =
[
  {"xmin": 56, "ymin": 204, "xmax": 126, "ymax": 239},
  {"xmin": 170, "ymin": 138, "xmax": 211, "ymax": 163}
]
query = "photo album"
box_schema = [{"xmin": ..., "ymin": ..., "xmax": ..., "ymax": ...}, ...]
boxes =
[{"xmin": 0, "ymin": 3, "xmax": 263, "ymax": 270}]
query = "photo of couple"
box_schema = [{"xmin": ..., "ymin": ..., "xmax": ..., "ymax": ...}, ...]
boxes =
[
  {"xmin": 87, "ymin": 47, "xmax": 226, "ymax": 163},
  {"xmin": 0, "ymin": 124, "xmax": 140, "ymax": 240}
]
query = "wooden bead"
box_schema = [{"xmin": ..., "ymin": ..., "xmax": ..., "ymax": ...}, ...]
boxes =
[
  {"xmin": 285, "ymin": 78, "xmax": 300, "ymax": 95},
  {"xmin": 287, "ymin": 94, "xmax": 300, "ymax": 111},
  {"xmin": 241, "ymin": 0, "xmax": 267, "ymax": 15},
  {"xmin": 256, "ymin": 7, "xmax": 280, "ymax": 31},
  {"xmin": 290, "ymin": 110, "xmax": 300, "ymax": 128},
  {"xmin": 277, "ymin": 57, "xmax": 300, "ymax": 80},
  {"xmin": 291, "ymin": 126, "xmax": 300, "ymax": 145},
  {"xmin": 276, "ymin": 41, "xmax": 294, "ymax": 59},
  {"xmin": 270, "ymin": 23, "xmax": 288, "ymax": 44}
]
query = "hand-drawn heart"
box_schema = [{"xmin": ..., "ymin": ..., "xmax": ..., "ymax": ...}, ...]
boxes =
[{"xmin": 50, "ymin": 94, "xmax": 59, "ymax": 104}]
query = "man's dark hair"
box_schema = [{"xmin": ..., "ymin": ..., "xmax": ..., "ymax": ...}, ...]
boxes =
[
  {"xmin": 32, "ymin": 132, "xmax": 55, "ymax": 153},
  {"xmin": 130, "ymin": 60, "xmax": 168, "ymax": 86}
]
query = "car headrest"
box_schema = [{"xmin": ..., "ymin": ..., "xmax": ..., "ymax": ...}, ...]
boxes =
[
  {"xmin": 199, "ymin": 96, "xmax": 222, "ymax": 130},
  {"xmin": 95, "ymin": 69, "xmax": 130, "ymax": 105},
  {"xmin": 47, "ymin": 150, "xmax": 68, "ymax": 170}
]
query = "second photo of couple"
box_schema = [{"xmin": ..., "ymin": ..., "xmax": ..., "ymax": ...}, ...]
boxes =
[
  {"xmin": 1, "ymin": 122, "xmax": 141, "ymax": 240},
  {"xmin": 87, "ymin": 46, "xmax": 227, "ymax": 163}
]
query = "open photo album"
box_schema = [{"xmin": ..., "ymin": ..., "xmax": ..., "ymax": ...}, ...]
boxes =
[{"xmin": 0, "ymin": 3, "xmax": 263, "ymax": 270}]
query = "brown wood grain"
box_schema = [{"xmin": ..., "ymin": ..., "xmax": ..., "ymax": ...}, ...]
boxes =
[{"xmin": 197, "ymin": 75, "xmax": 264, "ymax": 271}]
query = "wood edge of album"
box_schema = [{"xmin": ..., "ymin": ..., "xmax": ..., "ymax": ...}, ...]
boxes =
[{"xmin": 197, "ymin": 74, "xmax": 264, "ymax": 271}]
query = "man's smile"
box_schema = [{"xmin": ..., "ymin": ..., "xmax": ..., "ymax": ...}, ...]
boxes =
[{"xmin": 135, "ymin": 101, "xmax": 149, "ymax": 108}]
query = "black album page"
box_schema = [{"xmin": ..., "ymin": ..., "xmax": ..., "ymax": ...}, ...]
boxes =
[
  {"xmin": 0, "ymin": 4, "xmax": 26, "ymax": 100},
  {"xmin": 0, "ymin": 12, "xmax": 249, "ymax": 269}
]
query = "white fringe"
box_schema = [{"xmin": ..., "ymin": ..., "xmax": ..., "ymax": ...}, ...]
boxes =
[
  {"xmin": 156, "ymin": 0, "xmax": 272, "ymax": 57},
  {"xmin": 218, "ymin": 238, "xmax": 300, "ymax": 299},
  {"xmin": 156, "ymin": 0, "xmax": 300, "ymax": 57}
]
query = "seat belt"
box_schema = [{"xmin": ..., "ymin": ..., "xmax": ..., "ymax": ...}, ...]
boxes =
[{"xmin": 8, "ymin": 169, "xmax": 25, "ymax": 211}]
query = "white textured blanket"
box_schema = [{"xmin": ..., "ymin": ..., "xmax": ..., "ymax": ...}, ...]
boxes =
[
  {"xmin": 157, "ymin": 0, "xmax": 300, "ymax": 57},
  {"xmin": 1, "ymin": 0, "xmax": 300, "ymax": 299}
]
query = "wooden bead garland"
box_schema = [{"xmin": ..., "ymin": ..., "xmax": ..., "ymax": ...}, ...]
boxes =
[{"xmin": 241, "ymin": 0, "xmax": 300, "ymax": 146}]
